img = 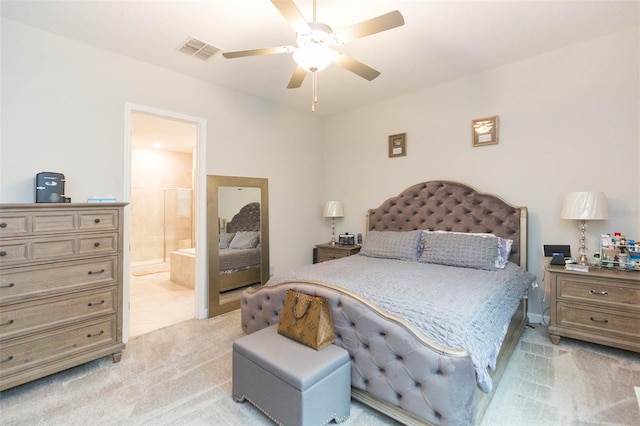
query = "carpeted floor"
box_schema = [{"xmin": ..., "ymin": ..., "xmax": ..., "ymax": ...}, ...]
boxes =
[{"xmin": 1, "ymin": 310, "xmax": 638, "ymax": 425}]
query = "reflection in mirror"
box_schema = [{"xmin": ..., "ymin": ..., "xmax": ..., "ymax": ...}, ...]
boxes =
[{"xmin": 208, "ymin": 175, "xmax": 269, "ymax": 317}]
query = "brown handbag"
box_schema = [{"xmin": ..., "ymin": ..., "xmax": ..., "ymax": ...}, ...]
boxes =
[{"xmin": 277, "ymin": 289, "xmax": 336, "ymax": 350}]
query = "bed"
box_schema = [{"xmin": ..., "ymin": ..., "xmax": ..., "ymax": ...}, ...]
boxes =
[
  {"xmin": 219, "ymin": 202, "xmax": 262, "ymax": 292},
  {"xmin": 240, "ymin": 181, "xmax": 535, "ymax": 425}
]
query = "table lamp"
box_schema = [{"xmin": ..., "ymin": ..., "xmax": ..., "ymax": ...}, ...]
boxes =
[
  {"xmin": 323, "ymin": 201, "xmax": 344, "ymax": 245},
  {"xmin": 560, "ymin": 191, "xmax": 608, "ymax": 264}
]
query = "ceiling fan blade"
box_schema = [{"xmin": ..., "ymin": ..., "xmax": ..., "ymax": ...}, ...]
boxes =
[
  {"xmin": 333, "ymin": 54, "xmax": 381, "ymax": 81},
  {"xmin": 222, "ymin": 46, "xmax": 295, "ymax": 59},
  {"xmin": 271, "ymin": 0, "xmax": 310, "ymax": 34},
  {"xmin": 335, "ymin": 10, "xmax": 405, "ymax": 43},
  {"xmin": 287, "ymin": 65, "xmax": 307, "ymax": 88}
]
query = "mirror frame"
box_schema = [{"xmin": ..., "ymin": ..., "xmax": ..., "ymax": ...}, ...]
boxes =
[{"xmin": 207, "ymin": 175, "xmax": 269, "ymax": 317}]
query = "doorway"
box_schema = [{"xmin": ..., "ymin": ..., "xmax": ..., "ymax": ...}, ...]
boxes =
[{"xmin": 124, "ymin": 106, "xmax": 206, "ymax": 340}]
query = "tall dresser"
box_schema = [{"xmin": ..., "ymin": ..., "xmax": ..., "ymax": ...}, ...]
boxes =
[{"xmin": 0, "ymin": 203, "xmax": 127, "ymax": 390}]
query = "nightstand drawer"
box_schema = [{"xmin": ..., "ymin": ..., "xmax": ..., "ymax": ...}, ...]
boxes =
[
  {"xmin": 315, "ymin": 244, "xmax": 361, "ymax": 263},
  {"xmin": 317, "ymin": 250, "xmax": 350, "ymax": 262},
  {"xmin": 557, "ymin": 276, "xmax": 640, "ymax": 308},
  {"xmin": 556, "ymin": 303, "xmax": 640, "ymax": 338}
]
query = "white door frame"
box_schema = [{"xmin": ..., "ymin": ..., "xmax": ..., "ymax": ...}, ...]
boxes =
[{"xmin": 123, "ymin": 103, "xmax": 208, "ymax": 342}]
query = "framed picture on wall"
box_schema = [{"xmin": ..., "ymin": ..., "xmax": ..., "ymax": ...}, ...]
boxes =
[
  {"xmin": 472, "ymin": 116, "xmax": 499, "ymax": 147},
  {"xmin": 388, "ymin": 133, "xmax": 407, "ymax": 157}
]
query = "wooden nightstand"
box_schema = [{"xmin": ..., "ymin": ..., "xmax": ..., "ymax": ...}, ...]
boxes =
[
  {"xmin": 546, "ymin": 264, "xmax": 639, "ymax": 353},
  {"xmin": 314, "ymin": 243, "xmax": 361, "ymax": 263}
]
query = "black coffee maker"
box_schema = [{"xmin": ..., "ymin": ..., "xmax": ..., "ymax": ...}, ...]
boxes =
[{"xmin": 35, "ymin": 172, "xmax": 69, "ymax": 203}]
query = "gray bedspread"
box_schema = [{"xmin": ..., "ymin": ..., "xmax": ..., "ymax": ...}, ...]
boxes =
[
  {"xmin": 219, "ymin": 248, "xmax": 260, "ymax": 273},
  {"xmin": 267, "ymin": 255, "xmax": 536, "ymax": 393}
]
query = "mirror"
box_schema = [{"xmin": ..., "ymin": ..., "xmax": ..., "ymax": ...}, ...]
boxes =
[{"xmin": 207, "ymin": 175, "xmax": 269, "ymax": 317}]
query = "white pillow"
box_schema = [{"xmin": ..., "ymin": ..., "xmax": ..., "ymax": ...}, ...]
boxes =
[{"xmin": 229, "ymin": 231, "xmax": 260, "ymax": 249}]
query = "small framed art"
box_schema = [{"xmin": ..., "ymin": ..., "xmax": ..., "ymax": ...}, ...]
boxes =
[
  {"xmin": 388, "ymin": 133, "xmax": 407, "ymax": 157},
  {"xmin": 472, "ymin": 116, "xmax": 499, "ymax": 147}
]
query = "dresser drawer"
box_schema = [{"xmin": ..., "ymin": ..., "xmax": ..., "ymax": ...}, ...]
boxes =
[
  {"xmin": 0, "ymin": 317, "xmax": 117, "ymax": 378},
  {"xmin": 0, "ymin": 241, "xmax": 29, "ymax": 263},
  {"xmin": 0, "ymin": 288, "xmax": 116, "ymax": 340},
  {"xmin": 557, "ymin": 276, "xmax": 640, "ymax": 309},
  {"xmin": 0, "ymin": 233, "xmax": 118, "ymax": 267},
  {"xmin": 0, "ymin": 257, "xmax": 117, "ymax": 303},
  {"xmin": 0, "ymin": 214, "xmax": 30, "ymax": 237},
  {"xmin": 32, "ymin": 213, "xmax": 76, "ymax": 234},
  {"xmin": 78, "ymin": 233, "xmax": 117, "ymax": 255},
  {"xmin": 79, "ymin": 210, "xmax": 119, "ymax": 232},
  {"xmin": 556, "ymin": 302, "xmax": 640, "ymax": 338}
]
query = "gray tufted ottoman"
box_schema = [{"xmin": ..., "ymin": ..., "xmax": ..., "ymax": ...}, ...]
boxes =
[{"xmin": 232, "ymin": 324, "xmax": 351, "ymax": 426}]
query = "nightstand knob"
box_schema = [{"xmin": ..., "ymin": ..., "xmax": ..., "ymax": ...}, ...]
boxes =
[{"xmin": 588, "ymin": 289, "xmax": 608, "ymax": 296}]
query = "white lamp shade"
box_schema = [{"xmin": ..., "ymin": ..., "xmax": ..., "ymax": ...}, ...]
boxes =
[
  {"xmin": 323, "ymin": 201, "xmax": 344, "ymax": 218},
  {"xmin": 560, "ymin": 192, "xmax": 608, "ymax": 220}
]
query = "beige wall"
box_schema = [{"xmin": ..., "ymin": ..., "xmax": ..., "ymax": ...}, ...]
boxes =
[
  {"xmin": 130, "ymin": 148, "xmax": 193, "ymax": 264},
  {"xmin": 321, "ymin": 27, "xmax": 639, "ymax": 323},
  {"xmin": 2, "ymin": 18, "xmax": 637, "ymax": 323}
]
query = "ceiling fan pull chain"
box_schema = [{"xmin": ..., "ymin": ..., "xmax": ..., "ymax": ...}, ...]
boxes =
[
  {"xmin": 312, "ymin": 72, "xmax": 318, "ymax": 112},
  {"xmin": 311, "ymin": 72, "xmax": 318, "ymax": 112}
]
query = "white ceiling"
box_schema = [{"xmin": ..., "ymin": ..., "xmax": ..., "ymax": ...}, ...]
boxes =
[{"xmin": 2, "ymin": 1, "xmax": 638, "ymax": 116}]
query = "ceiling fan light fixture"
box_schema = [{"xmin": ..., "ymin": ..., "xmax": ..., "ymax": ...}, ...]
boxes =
[{"xmin": 293, "ymin": 44, "xmax": 336, "ymax": 72}]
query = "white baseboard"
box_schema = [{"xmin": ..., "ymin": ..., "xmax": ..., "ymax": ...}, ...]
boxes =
[{"xmin": 527, "ymin": 313, "xmax": 550, "ymax": 325}]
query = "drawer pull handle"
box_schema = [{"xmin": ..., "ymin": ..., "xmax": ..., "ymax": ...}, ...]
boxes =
[
  {"xmin": 589, "ymin": 290, "xmax": 608, "ymax": 296},
  {"xmin": 589, "ymin": 317, "xmax": 609, "ymax": 324},
  {"xmin": 94, "ymin": 242, "xmax": 101, "ymax": 247},
  {"xmin": 88, "ymin": 300, "xmax": 105, "ymax": 307},
  {"xmin": 87, "ymin": 330, "xmax": 104, "ymax": 338},
  {"xmin": 88, "ymin": 269, "xmax": 105, "ymax": 275},
  {"xmin": 0, "ymin": 356, "xmax": 14, "ymax": 363},
  {"xmin": 94, "ymin": 218, "xmax": 101, "ymax": 224},
  {"xmin": 1, "ymin": 319, "xmax": 14, "ymax": 326},
  {"xmin": 0, "ymin": 222, "xmax": 6, "ymax": 228},
  {"xmin": 0, "ymin": 283, "xmax": 15, "ymax": 289},
  {"xmin": 0, "ymin": 251, "xmax": 6, "ymax": 257}
]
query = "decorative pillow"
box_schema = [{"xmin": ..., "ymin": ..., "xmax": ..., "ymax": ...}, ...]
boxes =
[
  {"xmin": 495, "ymin": 237, "xmax": 513, "ymax": 269},
  {"xmin": 219, "ymin": 232, "xmax": 236, "ymax": 249},
  {"xmin": 360, "ymin": 230, "xmax": 423, "ymax": 261},
  {"xmin": 229, "ymin": 231, "xmax": 260, "ymax": 249},
  {"xmin": 419, "ymin": 231, "xmax": 500, "ymax": 270},
  {"xmin": 422, "ymin": 230, "xmax": 513, "ymax": 269}
]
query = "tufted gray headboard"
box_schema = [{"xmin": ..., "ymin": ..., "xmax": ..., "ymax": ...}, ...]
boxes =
[
  {"xmin": 226, "ymin": 202, "xmax": 261, "ymax": 233},
  {"xmin": 367, "ymin": 181, "xmax": 527, "ymax": 268}
]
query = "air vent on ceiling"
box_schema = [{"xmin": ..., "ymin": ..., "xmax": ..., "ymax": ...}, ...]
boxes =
[{"xmin": 177, "ymin": 37, "xmax": 220, "ymax": 61}]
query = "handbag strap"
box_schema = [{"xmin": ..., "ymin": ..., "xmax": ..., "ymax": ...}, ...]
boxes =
[{"xmin": 292, "ymin": 294, "xmax": 312, "ymax": 320}]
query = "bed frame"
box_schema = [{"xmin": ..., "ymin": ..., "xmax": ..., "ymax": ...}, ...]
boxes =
[
  {"xmin": 220, "ymin": 202, "xmax": 262, "ymax": 292},
  {"xmin": 241, "ymin": 181, "xmax": 529, "ymax": 425}
]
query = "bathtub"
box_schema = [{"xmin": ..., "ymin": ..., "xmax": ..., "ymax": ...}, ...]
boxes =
[{"xmin": 170, "ymin": 248, "xmax": 195, "ymax": 288}]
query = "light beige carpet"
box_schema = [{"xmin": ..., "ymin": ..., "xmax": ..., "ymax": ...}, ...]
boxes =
[{"xmin": 1, "ymin": 310, "xmax": 638, "ymax": 425}]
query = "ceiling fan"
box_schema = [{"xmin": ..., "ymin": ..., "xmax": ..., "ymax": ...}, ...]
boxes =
[{"xmin": 222, "ymin": 0, "xmax": 405, "ymax": 110}]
